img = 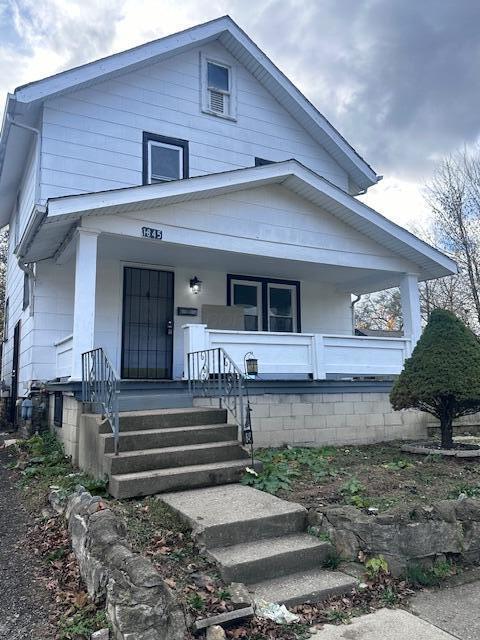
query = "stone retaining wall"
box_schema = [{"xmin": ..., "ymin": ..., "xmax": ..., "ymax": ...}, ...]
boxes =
[
  {"xmin": 56, "ymin": 487, "xmax": 186, "ymax": 640},
  {"xmin": 309, "ymin": 499, "xmax": 480, "ymax": 576}
]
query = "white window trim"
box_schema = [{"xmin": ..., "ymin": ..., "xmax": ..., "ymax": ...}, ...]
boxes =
[
  {"xmin": 267, "ymin": 282, "xmax": 297, "ymax": 333},
  {"xmin": 200, "ymin": 52, "xmax": 237, "ymax": 121},
  {"xmin": 147, "ymin": 140, "xmax": 184, "ymax": 184},
  {"xmin": 231, "ymin": 279, "xmax": 262, "ymax": 331}
]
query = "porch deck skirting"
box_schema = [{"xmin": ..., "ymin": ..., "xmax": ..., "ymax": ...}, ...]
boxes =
[{"xmin": 183, "ymin": 324, "xmax": 411, "ymax": 379}]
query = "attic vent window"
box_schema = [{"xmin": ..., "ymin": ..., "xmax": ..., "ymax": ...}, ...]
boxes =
[{"xmin": 201, "ymin": 54, "xmax": 236, "ymax": 120}]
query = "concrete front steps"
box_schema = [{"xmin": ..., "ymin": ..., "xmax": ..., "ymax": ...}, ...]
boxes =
[
  {"xmin": 98, "ymin": 407, "xmax": 254, "ymax": 499},
  {"xmin": 161, "ymin": 484, "xmax": 357, "ymax": 606}
]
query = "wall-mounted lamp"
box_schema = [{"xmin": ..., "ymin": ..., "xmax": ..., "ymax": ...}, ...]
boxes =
[
  {"xmin": 189, "ymin": 276, "xmax": 202, "ymax": 294},
  {"xmin": 244, "ymin": 351, "xmax": 258, "ymax": 377}
]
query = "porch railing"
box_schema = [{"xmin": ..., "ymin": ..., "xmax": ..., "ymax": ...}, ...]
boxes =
[
  {"xmin": 81, "ymin": 347, "xmax": 120, "ymax": 455},
  {"xmin": 187, "ymin": 347, "xmax": 254, "ymax": 462}
]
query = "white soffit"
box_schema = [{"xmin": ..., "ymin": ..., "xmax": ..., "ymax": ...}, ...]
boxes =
[{"xmin": 40, "ymin": 160, "xmax": 456, "ymax": 280}]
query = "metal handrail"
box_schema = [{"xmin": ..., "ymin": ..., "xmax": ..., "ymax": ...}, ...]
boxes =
[
  {"xmin": 187, "ymin": 348, "xmax": 254, "ymax": 462},
  {"xmin": 82, "ymin": 347, "xmax": 120, "ymax": 455}
]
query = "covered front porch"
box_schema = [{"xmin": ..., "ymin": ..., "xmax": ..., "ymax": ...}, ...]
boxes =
[
  {"xmin": 51, "ymin": 230, "xmax": 420, "ymax": 383},
  {"xmin": 19, "ymin": 160, "xmax": 454, "ymax": 387}
]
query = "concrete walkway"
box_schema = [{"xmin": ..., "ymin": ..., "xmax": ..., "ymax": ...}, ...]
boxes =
[
  {"xmin": 410, "ymin": 578, "xmax": 480, "ymax": 640},
  {"xmin": 310, "ymin": 609, "xmax": 459, "ymax": 639}
]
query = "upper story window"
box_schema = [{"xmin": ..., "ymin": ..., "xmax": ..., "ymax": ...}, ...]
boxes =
[
  {"xmin": 142, "ymin": 132, "xmax": 189, "ymax": 185},
  {"xmin": 201, "ymin": 54, "xmax": 236, "ymax": 120}
]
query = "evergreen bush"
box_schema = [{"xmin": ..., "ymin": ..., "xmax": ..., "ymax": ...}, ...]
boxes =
[{"xmin": 390, "ymin": 309, "xmax": 480, "ymax": 448}]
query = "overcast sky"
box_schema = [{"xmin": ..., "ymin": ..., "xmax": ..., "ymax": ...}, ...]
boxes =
[{"xmin": 1, "ymin": 0, "xmax": 479, "ymax": 226}]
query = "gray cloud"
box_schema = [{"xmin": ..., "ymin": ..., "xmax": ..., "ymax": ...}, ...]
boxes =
[
  {"xmin": 244, "ymin": 0, "xmax": 480, "ymax": 179},
  {"xmin": 2, "ymin": 0, "xmax": 480, "ymax": 182}
]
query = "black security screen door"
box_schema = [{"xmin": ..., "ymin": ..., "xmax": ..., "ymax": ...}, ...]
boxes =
[{"xmin": 121, "ymin": 267, "xmax": 174, "ymax": 379}]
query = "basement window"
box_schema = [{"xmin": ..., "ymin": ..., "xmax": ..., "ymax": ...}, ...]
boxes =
[
  {"xmin": 201, "ymin": 54, "xmax": 236, "ymax": 120},
  {"xmin": 142, "ymin": 132, "xmax": 189, "ymax": 185},
  {"xmin": 53, "ymin": 392, "xmax": 63, "ymax": 428}
]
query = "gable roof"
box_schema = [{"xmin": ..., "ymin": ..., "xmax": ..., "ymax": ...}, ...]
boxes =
[
  {"xmin": 0, "ymin": 16, "xmax": 379, "ymax": 223},
  {"xmin": 19, "ymin": 160, "xmax": 456, "ymax": 292}
]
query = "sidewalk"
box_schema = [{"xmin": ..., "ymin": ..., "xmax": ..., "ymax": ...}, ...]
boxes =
[{"xmin": 311, "ymin": 608, "xmax": 460, "ymax": 640}]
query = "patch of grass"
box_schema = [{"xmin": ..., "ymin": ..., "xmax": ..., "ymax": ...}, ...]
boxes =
[
  {"xmin": 58, "ymin": 608, "xmax": 109, "ymax": 639},
  {"xmin": 406, "ymin": 559, "xmax": 456, "ymax": 587},
  {"xmin": 381, "ymin": 586, "xmax": 399, "ymax": 606},
  {"xmin": 17, "ymin": 433, "xmax": 108, "ymax": 509},
  {"xmin": 324, "ymin": 608, "xmax": 351, "ymax": 624},
  {"xmin": 117, "ymin": 497, "xmax": 190, "ymax": 554},
  {"xmin": 187, "ymin": 592, "xmax": 205, "ymax": 612}
]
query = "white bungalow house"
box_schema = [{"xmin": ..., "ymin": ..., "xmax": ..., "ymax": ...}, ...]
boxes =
[{"xmin": 0, "ymin": 17, "xmax": 456, "ymax": 477}]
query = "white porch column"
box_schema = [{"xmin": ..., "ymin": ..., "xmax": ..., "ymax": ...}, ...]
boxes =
[
  {"xmin": 400, "ymin": 273, "xmax": 422, "ymax": 348},
  {"xmin": 70, "ymin": 229, "xmax": 99, "ymax": 380}
]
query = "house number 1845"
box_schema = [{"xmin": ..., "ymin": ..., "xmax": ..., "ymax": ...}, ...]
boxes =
[{"xmin": 141, "ymin": 226, "xmax": 163, "ymax": 239}]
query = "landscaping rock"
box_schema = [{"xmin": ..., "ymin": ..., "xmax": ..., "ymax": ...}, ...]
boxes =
[
  {"xmin": 63, "ymin": 487, "xmax": 186, "ymax": 640},
  {"xmin": 228, "ymin": 582, "xmax": 252, "ymax": 609},
  {"xmin": 193, "ymin": 606, "xmax": 254, "ymax": 632},
  {"xmin": 206, "ymin": 626, "xmax": 226, "ymax": 640},
  {"xmin": 310, "ymin": 497, "xmax": 480, "ymax": 576},
  {"xmin": 91, "ymin": 629, "xmax": 110, "ymax": 640}
]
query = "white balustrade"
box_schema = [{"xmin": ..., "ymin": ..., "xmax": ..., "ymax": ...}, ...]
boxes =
[{"xmin": 183, "ymin": 324, "xmax": 410, "ymax": 379}]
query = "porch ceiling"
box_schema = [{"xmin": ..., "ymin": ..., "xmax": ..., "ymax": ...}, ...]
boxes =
[{"xmin": 96, "ymin": 234, "xmax": 411, "ymax": 294}]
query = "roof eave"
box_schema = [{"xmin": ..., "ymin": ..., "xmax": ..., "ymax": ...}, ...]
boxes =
[{"xmin": 45, "ymin": 160, "xmax": 456, "ymax": 278}]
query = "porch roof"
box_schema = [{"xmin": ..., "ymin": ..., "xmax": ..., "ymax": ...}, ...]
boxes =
[{"xmin": 20, "ymin": 160, "xmax": 456, "ymax": 285}]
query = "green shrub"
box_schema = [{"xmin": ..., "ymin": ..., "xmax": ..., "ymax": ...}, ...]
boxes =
[{"xmin": 390, "ymin": 309, "xmax": 480, "ymax": 449}]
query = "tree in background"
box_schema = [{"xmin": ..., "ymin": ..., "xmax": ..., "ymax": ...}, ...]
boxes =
[
  {"xmin": 425, "ymin": 147, "xmax": 480, "ymax": 329},
  {"xmin": 356, "ymin": 147, "xmax": 480, "ymax": 335},
  {"xmin": 355, "ymin": 288, "xmax": 402, "ymax": 332},
  {"xmin": 390, "ymin": 309, "xmax": 480, "ymax": 449}
]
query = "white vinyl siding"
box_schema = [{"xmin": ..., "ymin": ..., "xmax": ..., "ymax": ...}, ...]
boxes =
[{"xmin": 39, "ymin": 41, "xmax": 349, "ymax": 202}]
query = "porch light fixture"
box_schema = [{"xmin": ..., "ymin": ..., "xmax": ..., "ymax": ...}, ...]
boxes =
[
  {"xmin": 189, "ymin": 276, "xmax": 202, "ymax": 294},
  {"xmin": 244, "ymin": 351, "xmax": 258, "ymax": 377}
]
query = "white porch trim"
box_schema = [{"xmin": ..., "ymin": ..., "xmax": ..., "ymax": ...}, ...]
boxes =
[
  {"xmin": 400, "ymin": 273, "xmax": 422, "ymax": 347},
  {"xmin": 70, "ymin": 228, "xmax": 99, "ymax": 380},
  {"xmin": 183, "ymin": 324, "xmax": 411, "ymax": 380}
]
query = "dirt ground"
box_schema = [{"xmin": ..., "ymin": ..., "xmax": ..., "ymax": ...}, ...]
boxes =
[
  {"xmin": 0, "ymin": 443, "xmax": 55, "ymax": 640},
  {"xmin": 265, "ymin": 442, "xmax": 480, "ymax": 511}
]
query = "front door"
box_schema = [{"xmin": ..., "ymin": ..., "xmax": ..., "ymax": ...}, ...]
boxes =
[
  {"xmin": 10, "ymin": 320, "xmax": 20, "ymax": 425},
  {"xmin": 121, "ymin": 267, "xmax": 174, "ymax": 379}
]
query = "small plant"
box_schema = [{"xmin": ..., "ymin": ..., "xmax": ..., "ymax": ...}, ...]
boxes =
[
  {"xmin": 324, "ymin": 608, "xmax": 350, "ymax": 624},
  {"xmin": 59, "ymin": 608, "xmax": 109, "ymax": 639},
  {"xmin": 187, "ymin": 592, "xmax": 205, "ymax": 611},
  {"xmin": 365, "ymin": 555, "xmax": 389, "ymax": 580},
  {"xmin": 381, "ymin": 586, "xmax": 398, "ymax": 606},
  {"xmin": 449, "ymin": 483, "xmax": 480, "ymax": 499},
  {"xmin": 241, "ymin": 461, "xmax": 300, "ymax": 494},
  {"xmin": 218, "ymin": 589, "xmax": 231, "ymax": 601},
  {"xmin": 382, "ymin": 460, "xmax": 414, "ymax": 471},
  {"xmin": 307, "ymin": 526, "xmax": 331, "ymax": 543},
  {"xmin": 340, "ymin": 476, "xmax": 370, "ymax": 508},
  {"xmin": 323, "ymin": 549, "xmax": 342, "ymax": 570},
  {"xmin": 406, "ymin": 559, "xmax": 455, "ymax": 587}
]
